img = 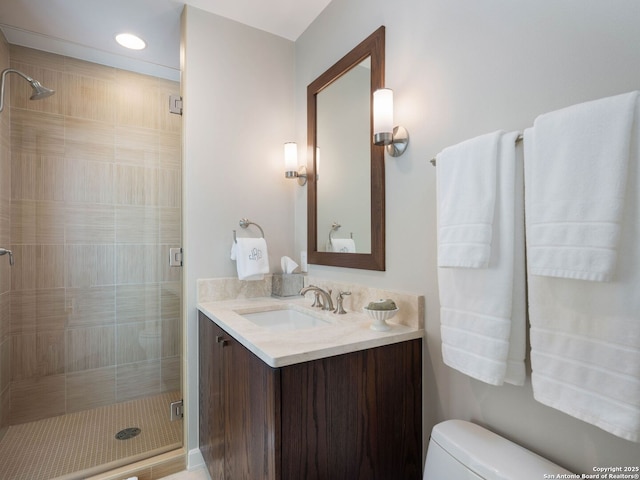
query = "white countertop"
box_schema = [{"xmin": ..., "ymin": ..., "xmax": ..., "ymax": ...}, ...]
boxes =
[{"xmin": 198, "ymin": 296, "xmax": 424, "ymax": 368}]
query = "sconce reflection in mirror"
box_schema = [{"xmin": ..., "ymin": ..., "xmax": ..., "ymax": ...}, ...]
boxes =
[
  {"xmin": 284, "ymin": 142, "xmax": 307, "ymax": 186},
  {"xmin": 373, "ymin": 88, "xmax": 409, "ymax": 157}
]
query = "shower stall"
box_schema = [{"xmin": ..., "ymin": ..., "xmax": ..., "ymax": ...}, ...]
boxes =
[{"xmin": 0, "ymin": 42, "xmax": 183, "ymax": 479}]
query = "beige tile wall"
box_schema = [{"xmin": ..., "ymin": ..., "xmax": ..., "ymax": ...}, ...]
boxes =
[
  {"xmin": 6, "ymin": 45, "xmax": 182, "ymax": 423},
  {"xmin": 0, "ymin": 32, "xmax": 11, "ymax": 432}
]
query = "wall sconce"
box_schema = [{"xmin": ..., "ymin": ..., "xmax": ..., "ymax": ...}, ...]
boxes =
[
  {"xmin": 373, "ymin": 88, "xmax": 409, "ymax": 157},
  {"xmin": 284, "ymin": 142, "xmax": 307, "ymax": 186}
]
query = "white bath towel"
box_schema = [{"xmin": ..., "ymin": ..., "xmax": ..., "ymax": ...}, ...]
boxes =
[
  {"xmin": 329, "ymin": 238, "xmax": 356, "ymax": 253},
  {"xmin": 436, "ymin": 130, "xmax": 502, "ymax": 268},
  {"xmin": 230, "ymin": 237, "xmax": 270, "ymax": 281},
  {"xmin": 526, "ymin": 91, "xmax": 638, "ymax": 282},
  {"xmin": 525, "ymin": 100, "xmax": 640, "ymax": 442},
  {"xmin": 438, "ymin": 131, "xmax": 526, "ymax": 386}
]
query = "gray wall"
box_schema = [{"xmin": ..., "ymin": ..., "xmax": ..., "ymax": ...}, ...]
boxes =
[
  {"xmin": 181, "ymin": 6, "xmax": 295, "ymax": 457},
  {"xmin": 294, "ymin": 0, "xmax": 640, "ymax": 473},
  {"xmin": 182, "ymin": 0, "xmax": 640, "ymax": 471}
]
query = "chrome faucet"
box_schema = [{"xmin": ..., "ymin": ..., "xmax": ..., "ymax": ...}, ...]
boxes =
[{"xmin": 299, "ymin": 285, "xmax": 334, "ymax": 311}]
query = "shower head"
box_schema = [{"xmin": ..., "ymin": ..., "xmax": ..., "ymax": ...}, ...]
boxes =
[
  {"xmin": 28, "ymin": 79, "xmax": 55, "ymax": 100},
  {"xmin": 0, "ymin": 68, "xmax": 56, "ymax": 113}
]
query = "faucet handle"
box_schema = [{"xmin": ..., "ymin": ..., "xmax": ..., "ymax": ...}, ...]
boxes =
[
  {"xmin": 311, "ymin": 291, "xmax": 323, "ymax": 308},
  {"xmin": 0, "ymin": 248, "xmax": 14, "ymax": 266},
  {"xmin": 334, "ymin": 291, "xmax": 351, "ymax": 314}
]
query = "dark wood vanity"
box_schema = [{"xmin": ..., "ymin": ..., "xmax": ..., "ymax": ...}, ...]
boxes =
[{"xmin": 198, "ymin": 311, "xmax": 423, "ymax": 480}]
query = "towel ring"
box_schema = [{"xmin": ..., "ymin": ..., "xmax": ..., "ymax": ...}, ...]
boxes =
[
  {"xmin": 233, "ymin": 218, "xmax": 265, "ymax": 243},
  {"xmin": 328, "ymin": 222, "xmax": 341, "ymax": 246},
  {"xmin": 328, "ymin": 222, "xmax": 354, "ymax": 247}
]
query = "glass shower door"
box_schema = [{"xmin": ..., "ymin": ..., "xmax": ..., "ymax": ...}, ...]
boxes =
[{"xmin": 0, "ymin": 46, "xmax": 183, "ymax": 479}]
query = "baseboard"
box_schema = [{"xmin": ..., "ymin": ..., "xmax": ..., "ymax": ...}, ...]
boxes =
[{"xmin": 187, "ymin": 448, "xmax": 205, "ymax": 471}]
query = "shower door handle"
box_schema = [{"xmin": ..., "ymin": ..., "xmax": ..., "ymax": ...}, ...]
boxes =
[{"xmin": 0, "ymin": 248, "xmax": 14, "ymax": 266}]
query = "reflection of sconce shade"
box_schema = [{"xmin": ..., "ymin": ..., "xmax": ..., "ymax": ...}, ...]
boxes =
[
  {"xmin": 284, "ymin": 142, "xmax": 307, "ymax": 186},
  {"xmin": 372, "ymin": 88, "xmax": 409, "ymax": 157}
]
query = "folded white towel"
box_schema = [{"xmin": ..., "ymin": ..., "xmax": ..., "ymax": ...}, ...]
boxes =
[
  {"xmin": 329, "ymin": 238, "xmax": 356, "ymax": 253},
  {"xmin": 526, "ymin": 98, "xmax": 640, "ymax": 441},
  {"xmin": 230, "ymin": 237, "xmax": 269, "ymax": 281},
  {"xmin": 436, "ymin": 130, "xmax": 502, "ymax": 268},
  {"xmin": 526, "ymin": 91, "xmax": 639, "ymax": 282},
  {"xmin": 438, "ymin": 131, "xmax": 526, "ymax": 386}
]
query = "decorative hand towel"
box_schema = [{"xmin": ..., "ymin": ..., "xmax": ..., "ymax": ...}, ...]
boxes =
[
  {"xmin": 437, "ymin": 131, "xmax": 526, "ymax": 386},
  {"xmin": 230, "ymin": 237, "xmax": 269, "ymax": 281},
  {"xmin": 330, "ymin": 238, "xmax": 356, "ymax": 253},
  {"xmin": 525, "ymin": 107, "xmax": 640, "ymax": 442},
  {"xmin": 436, "ymin": 130, "xmax": 502, "ymax": 268},
  {"xmin": 526, "ymin": 91, "xmax": 639, "ymax": 282}
]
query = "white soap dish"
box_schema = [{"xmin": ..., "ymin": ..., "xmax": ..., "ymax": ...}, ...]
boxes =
[{"xmin": 363, "ymin": 307, "xmax": 399, "ymax": 331}]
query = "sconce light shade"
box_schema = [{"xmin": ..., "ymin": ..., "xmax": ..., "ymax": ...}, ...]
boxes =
[
  {"xmin": 373, "ymin": 88, "xmax": 394, "ymax": 145},
  {"xmin": 284, "ymin": 142, "xmax": 307, "ymax": 186},
  {"xmin": 372, "ymin": 88, "xmax": 409, "ymax": 157},
  {"xmin": 284, "ymin": 142, "xmax": 297, "ymax": 171}
]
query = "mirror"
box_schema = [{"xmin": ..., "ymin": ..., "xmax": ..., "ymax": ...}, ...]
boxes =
[{"xmin": 307, "ymin": 26, "xmax": 386, "ymax": 270}]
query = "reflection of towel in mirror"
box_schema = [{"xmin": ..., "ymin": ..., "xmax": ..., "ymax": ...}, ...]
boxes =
[
  {"xmin": 230, "ymin": 238, "xmax": 269, "ymax": 280},
  {"xmin": 329, "ymin": 238, "xmax": 356, "ymax": 253}
]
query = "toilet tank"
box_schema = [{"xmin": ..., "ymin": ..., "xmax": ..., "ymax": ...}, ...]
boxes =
[{"xmin": 424, "ymin": 420, "xmax": 573, "ymax": 480}]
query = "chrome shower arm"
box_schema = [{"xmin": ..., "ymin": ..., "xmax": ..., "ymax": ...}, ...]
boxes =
[
  {"xmin": 2, "ymin": 68, "xmax": 35, "ymax": 84},
  {"xmin": 0, "ymin": 68, "xmax": 55, "ymax": 113},
  {"xmin": 0, "ymin": 69, "xmax": 30, "ymax": 113}
]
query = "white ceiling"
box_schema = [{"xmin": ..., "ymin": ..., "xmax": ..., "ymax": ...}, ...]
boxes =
[{"xmin": 0, "ymin": 0, "xmax": 332, "ymax": 80}]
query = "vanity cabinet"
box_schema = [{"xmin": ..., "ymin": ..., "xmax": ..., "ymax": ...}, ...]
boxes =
[{"xmin": 199, "ymin": 311, "xmax": 423, "ymax": 480}]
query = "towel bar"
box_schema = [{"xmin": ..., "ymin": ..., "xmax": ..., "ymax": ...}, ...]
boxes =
[
  {"xmin": 233, "ymin": 218, "xmax": 265, "ymax": 243},
  {"xmin": 430, "ymin": 133, "xmax": 523, "ymax": 166}
]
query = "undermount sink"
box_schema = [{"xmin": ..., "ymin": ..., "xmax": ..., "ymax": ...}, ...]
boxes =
[{"xmin": 239, "ymin": 307, "xmax": 330, "ymax": 332}]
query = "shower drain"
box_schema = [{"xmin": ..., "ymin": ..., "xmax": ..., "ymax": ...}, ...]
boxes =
[{"xmin": 115, "ymin": 427, "xmax": 141, "ymax": 440}]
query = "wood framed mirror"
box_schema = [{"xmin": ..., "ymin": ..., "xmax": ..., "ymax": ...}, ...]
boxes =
[{"xmin": 307, "ymin": 26, "xmax": 386, "ymax": 270}]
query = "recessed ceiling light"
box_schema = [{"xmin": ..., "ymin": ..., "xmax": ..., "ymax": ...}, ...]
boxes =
[{"xmin": 115, "ymin": 33, "xmax": 146, "ymax": 50}]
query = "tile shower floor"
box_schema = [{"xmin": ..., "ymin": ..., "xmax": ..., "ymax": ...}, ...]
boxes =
[{"xmin": 0, "ymin": 391, "xmax": 182, "ymax": 480}]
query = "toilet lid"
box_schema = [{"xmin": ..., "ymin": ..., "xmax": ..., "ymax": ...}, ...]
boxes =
[{"xmin": 430, "ymin": 420, "xmax": 573, "ymax": 479}]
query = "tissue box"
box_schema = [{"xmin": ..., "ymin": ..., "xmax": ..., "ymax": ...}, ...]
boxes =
[{"xmin": 272, "ymin": 273, "xmax": 304, "ymax": 297}]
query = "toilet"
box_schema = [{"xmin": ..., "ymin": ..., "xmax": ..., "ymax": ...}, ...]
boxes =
[{"xmin": 423, "ymin": 420, "xmax": 574, "ymax": 479}]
